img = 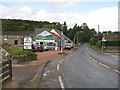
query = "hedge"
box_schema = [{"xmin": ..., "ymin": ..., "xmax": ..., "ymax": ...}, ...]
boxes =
[
  {"xmin": 95, "ymin": 41, "xmax": 102, "ymax": 48},
  {"xmin": 102, "ymin": 40, "xmax": 120, "ymax": 46},
  {"xmin": 2, "ymin": 45, "xmax": 37, "ymax": 63},
  {"xmin": 13, "ymin": 50, "xmax": 36, "ymax": 56}
]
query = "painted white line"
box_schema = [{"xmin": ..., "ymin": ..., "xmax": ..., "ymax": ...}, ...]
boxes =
[
  {"xmin": 59, "ymin": 59, "xmax": 64, "ymax": 64},
  {"xmin": 114, "ymin": 70, "xmax": 120, "ymax": 73},
  {"xmin": 89, "ymin": 56, "xmax": 92, "ymax": 59},
  {"xmin": 31, "ymin": 64, "xmax": 42, "ymax": 82},
  {"xmin": 58, "ymin": 76, "xmax": 65, "ymax": 90},
  {"xmin": 99, "ymin": 63, "xmax": 110, "ymax": 68},
  {"xmin": 85, "ymin": 52, "xmax": 89, "ymax": 56},
  {"xmin": 92, "ymin": 59, "xmax": 98, "ymax": 62},
  {"xmin": 57, "ymin": 64, "xmax": 60, "ymax": 71},
  {"xmin": 85, "ymin": 52, "xmax": 99, "ymax": 63}
]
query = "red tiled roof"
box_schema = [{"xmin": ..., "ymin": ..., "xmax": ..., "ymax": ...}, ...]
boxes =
[
  {"xmin": 49, "ymin": 31, "xmax": 61, "ymax": 39},
  {"xmin": 104, "ymin": 35, "xmax": 120, "ymax": 40}
]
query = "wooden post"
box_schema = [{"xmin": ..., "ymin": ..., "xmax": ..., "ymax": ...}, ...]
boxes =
[{"xmin": 9, "ymin": 59, "xmax": 12, "ymax": 81}]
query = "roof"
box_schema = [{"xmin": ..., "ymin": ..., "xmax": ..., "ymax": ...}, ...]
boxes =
[
  {"xmin": 34, "ymin": 28, "xmax": 51, "ymax": 36},
  {"xmin": 2, "ymin": 28, "xmax": 73, "ymax": 43},
  {"xmin": 104, "ymin": 35, "xmax": 120, "ymax": 40},
  {"xmin": 34, "ymin": 28, "xmax": 73, "ymax": 43},
  {"xmin": 49, "ymin": 31, "xmax": 61, "ymax": 39},
  {"xmin": 2, "ymin": 31, "xmax": 34, "ymax": 36}
]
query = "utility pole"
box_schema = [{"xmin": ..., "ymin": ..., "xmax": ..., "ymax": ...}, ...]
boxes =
[
  {"xmin": 61, "ymin": 25, "xmax": 63, "ymax": 53},
  {"xmin": 98, "ymin": 25, "xmax": 100, "ymax": 41}
]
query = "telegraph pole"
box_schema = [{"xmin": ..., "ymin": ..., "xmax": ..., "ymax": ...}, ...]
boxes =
[
  {"xmin": 98, "ymin": 25, "xmax": 100, "ymax": 41},
  {"xmin": 61, "ymin": 25, "xmax": 63, "ymax": 53}
]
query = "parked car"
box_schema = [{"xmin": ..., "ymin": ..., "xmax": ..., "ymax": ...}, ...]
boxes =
[
  {"xmin": 64, "ymin": 42, "xmax": 73, "ymax": 49},
  {"xmin": 46, "ymin": 42, "xmax": 55, "ymax": 50},
  {"xmin": 34, "ymin": 43, "xmax": 43, "ymax": 52}
]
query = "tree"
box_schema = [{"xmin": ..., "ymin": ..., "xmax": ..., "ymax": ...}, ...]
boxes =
[{"xmin": 61, "ymin": 21, "xmax": 68, "ymax": 36}]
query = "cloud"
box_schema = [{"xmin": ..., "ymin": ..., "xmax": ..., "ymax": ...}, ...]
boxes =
[
  {"xmin": 0, "ymin": 5, "xmax": 32, "ymax": 19},
  {"xmin": 51, "ymin": 0, "xmax": 78, "ymax": 8},
  {"xmin": 85, "ymin": 6, "xmax": 118, "ymax": 32},
  {"xmin": 0, "ymin": 5, "xmax": 118, "ymax": 32},
  {"xmin": 19, "ymin": 6, "xmax": 32, "ymax": 15},
  {"xmin": 1, "ymin": 0, "xmax": 119, "ymax": 2}
]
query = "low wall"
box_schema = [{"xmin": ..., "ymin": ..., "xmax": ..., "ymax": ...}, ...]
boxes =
[
  {"xmin": 104, "ymin": 46, "xmax": 120, "ymax": 53},
  {"xmin": 12, "ymin": 55, "xmax": 37, "ymax": 64}
]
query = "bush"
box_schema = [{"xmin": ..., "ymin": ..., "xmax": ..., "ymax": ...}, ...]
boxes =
[
  {"xmin": 2, "ymin": 45, "xmax": 37, "ymax": 61},
  {"xmin": 90, "ymin": 38, "xmax": 96, "ymax": 45},
  {"xmin": 102, "ymin": 40, "xmax": 120, "ymax": 46},
  {"xmin": 95, "ymin": 41, "xmax": 102, "ymax": 48},
  {"xmin": 13, "ymin": 50, "xmax": 36, "ymax": 56}
]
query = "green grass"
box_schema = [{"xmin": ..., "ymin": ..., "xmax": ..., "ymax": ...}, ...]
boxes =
[{"xmin": 90, "ymin": 45, "xmax": 102, "ymax": 51}]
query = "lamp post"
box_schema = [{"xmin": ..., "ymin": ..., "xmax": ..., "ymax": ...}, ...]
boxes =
[{"xmin": 98, "ymin": 25, "xmax": 100, "ymax": 41}]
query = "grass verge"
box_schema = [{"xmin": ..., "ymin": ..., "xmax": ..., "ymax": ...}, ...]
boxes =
[{"xmin": 90, "ymin": 45, "xmax": 102, "ymax": 51}]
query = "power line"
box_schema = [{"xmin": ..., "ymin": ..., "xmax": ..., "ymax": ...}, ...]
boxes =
[{"xmin": 0, "ymin": 0, "xmax": 19, "ymax": 12}]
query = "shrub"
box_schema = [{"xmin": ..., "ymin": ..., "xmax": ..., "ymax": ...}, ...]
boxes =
[
  {"xmin": 90, "ymin": 38, "xmax": 96, "ymax": 45},
  {"xmin": 102, "ymin": 40, "xmax": 120, "ymax": 46},
  {"xmin": 13, "ymin": 50, "xmax": 36, "ymax": 56},
  {"xmin": 95, "ymin": 41, "xmax": 102, "ymax": 48},
  {"xmin": 2, "ymin": 44, "xmax": 11, "ymax": 53},
  {"xmin": 2, "ymin": 45, "xmax": 37, "ymax": 63}
]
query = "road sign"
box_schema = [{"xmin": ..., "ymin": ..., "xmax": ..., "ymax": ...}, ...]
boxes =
[
  {"xmin": 102, "ymin": 37, "xmax": 106, "ymax": 41},
  {"xmin": 24, "ymin": 37, "xmax": 32, "ymax": 49}
]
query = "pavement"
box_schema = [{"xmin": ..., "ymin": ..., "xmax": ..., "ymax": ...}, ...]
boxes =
[{"xmin": 2, "ymin": 49, "xmax": 75, "ymax": 88}]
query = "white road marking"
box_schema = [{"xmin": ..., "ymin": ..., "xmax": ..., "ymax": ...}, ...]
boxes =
[
  {"xmin": 85, "ymin": 52, "xmax": 97, "ymax": 62},
  {"xmin": 85, "ymin": 51, "xmax": 120, "ymax": 74},
  {"xmin": 58, "ymin": 76, "xmax": 65, "ymax": 90},
  {"xmin": 59, "ymin": 59, "xmax": 64, "ymax": 64},
  {"xmin": 43, "ymin": 73, "xmax": 47, "ymax": 77},
  {"xmin": 31, "ymin": 63, "xmax": 43, "ymax": 82},
  {"xmin": 104, "ymin": 53, "xmax": 118, "ymax": 60},
  {"xmin": 89, "ymin": 57, "xmax": 92, "ymax": 59},
  {"xmin": 99, "ymin": 63, "xmax": 110, "ymax": 68},
  {"xmin": 85, "ymin": 52, "xmax": 89, "ymax": 56},
  {"xmin": 92, "ymin": 59, "xmax": 98, "ymax": 62},
  {"xmin": 57, "ymin": 64, "xmax": 60, "ymax": 71},
  {"xmin": 114, "ymin": 70, "xmax": 120, "ymax": 73}
]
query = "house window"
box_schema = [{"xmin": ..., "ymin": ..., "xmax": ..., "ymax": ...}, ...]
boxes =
[{"xmin": 14, "ymin": 40, "xmax": 18, "ymax": 45}]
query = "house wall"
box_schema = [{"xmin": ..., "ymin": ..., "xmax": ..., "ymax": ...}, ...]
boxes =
[
  {"xmin": 34, "ymin": 34, "xmax": 61, "ymax": 46},
  {"xmin": 2, "ymin": 35, "xmax": 24, "ymax": 47}
]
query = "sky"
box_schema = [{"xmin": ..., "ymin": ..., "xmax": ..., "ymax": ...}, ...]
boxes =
[{"xmin": 0, "ymin": 0, "xmax": 119, "ymax": 32}]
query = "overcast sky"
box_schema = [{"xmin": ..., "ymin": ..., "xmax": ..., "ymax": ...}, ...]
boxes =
[{"xmin": 0, "ymin": 0, "xmax": 119, "ymax": 32}]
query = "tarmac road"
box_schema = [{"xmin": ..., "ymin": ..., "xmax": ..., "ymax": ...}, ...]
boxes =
[{"xmin": 39, "ymin": 44, "xmax": 118, "ymax": 88}]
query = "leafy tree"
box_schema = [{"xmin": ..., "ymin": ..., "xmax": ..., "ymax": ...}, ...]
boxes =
[{"xmin": 61, "ymin": 21, "xmax": 68, "ymax": 36}]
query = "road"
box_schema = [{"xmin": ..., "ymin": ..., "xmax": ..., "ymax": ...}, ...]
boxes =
[{"xmin": 39, "ymin": 44, "xmax": 118, "ymax": 88}]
